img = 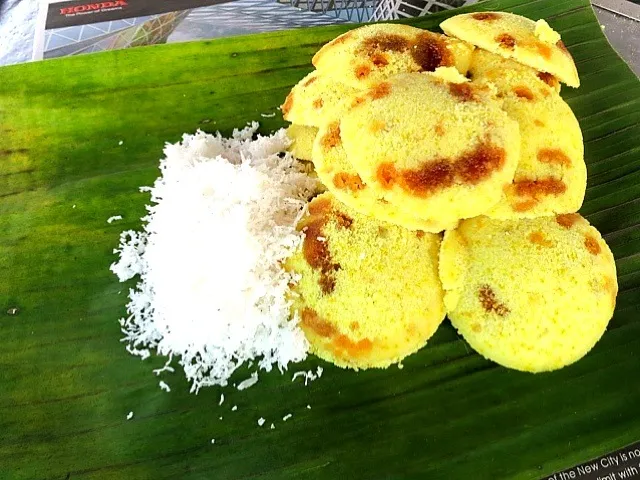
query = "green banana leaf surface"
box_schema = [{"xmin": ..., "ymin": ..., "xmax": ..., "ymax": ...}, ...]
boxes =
[{"xmin": 1, "ymin": 0, "xmax": 640, "ymax": 477}]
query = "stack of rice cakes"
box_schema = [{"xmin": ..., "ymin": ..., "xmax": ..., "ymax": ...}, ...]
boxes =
[{"xmin": 284, "ymin": 13, "xmax": 617, "ymax": 372}]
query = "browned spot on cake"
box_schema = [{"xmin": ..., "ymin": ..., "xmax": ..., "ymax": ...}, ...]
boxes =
[
  {"xmin": 412, "ymin": 32, "xmax": 453, "ymax": 72},
  {"xmin": 529, "ymin": 231, "xmax": 553, "ymax": 247},
  {"xmin": 321, "ymin": 122, "xmax": 341, "ymax": 149},
  {"xmin": 556, "ymin": 40, "xmax": 572, "ymax": 58},
  {"xmin": 350, "ymin": 321, "xmax": 360, "ymax": 332},
  {"xmin": 514, "ymin": 178, "xmax": 567, "ymax": 198},
  {"xmin": 282, "ymin": 92, "xmax": 294, "ymax": 116},
  {"xmin": 394, "ymin": 142, "xmax": 506, "ymax": 197},
  {"xmin": 370, "ymin": 53, "xmax": 389, "ymax": 67},
  {"xmin": 312, "ymin": 98, "xmax": 324, "ymax": 109},
  {"xmin": 377, "ymin": 226, "xmax": 389, "ymax": 238},
  {"xmin": 333, "ymin": 335, "xmax": 373, "ymax": 358},
  {"xmin": 536, "ymin": 42, "xmax": 552, "ymax": 59},
  {"xmin": 471, "ymin": 323, "xmax": 482, "ymax": 333},
  {"xmin": 496, "ymin": 33, "xmax": 516, "ymax": 49},
  {"xmin": 308, "ymin": 197, "xmax": 332, "ymax": 215},
  {"xmin": 376, "ymin": 162, "xmax": 399, "ymax": 189},
  {"xmin": 537, "ymin": 71, "xmax": 559, "ymax": 88},
  {"xmin": 513, "ymin": 86, "xmax": 534, "ymax": 100},
  {"xmin": 435, "ymin": 122, "xmax": 445, "ymax": 136},
  {"xmin": 303, "ymin": 75, "xmax": 318, "ymax": 87},
  {"xmin": 478, "ymin": 285, "xmax": 510, "ymax": 316},
  {"xmin": 369, "ymin": 120, "xmax": 386, "ymax": 133},
  {"xmin": 534, "ymin": 119, "xmax": 545, "ymax": 127},
  {"xmin": 302, "ymin": 217, "xmax": 340, "ymax": 294},
  {"xmin": 364, "ymin": 33, "xmax": 410, "ymax": 53},
  {"xmin": 416, "ymin": 230, "xmax": 425, "ymax": 239},
  {"xmin": 513, "ymin": 199, "xmax": 537, "ymax": 212},
  {"xmin": 449, "ymin": 83, "xmax": 477, "ymax": 102},
  {"xmin": 401, "ymin": 160, "xmax": 454, "ymax": 196},
  {"xmin": 556, "ymin": 213, "xmax": 581, "ymax": 228},
  {"xmin": 537, "ymin": 148, "xmax": 571, "ymax": 167},
  {"xmin": 333, "ymin": 172, "xmax": 365, "ymax": 192},
  {"xmin": 334, "ymin": 211, "xmax": 354, "ymax": 229},
  {"xmin": 350, "ymin": 96, "xmax": 366, "ymax": 108},
  {"xmin": 472, "ymin": 12, "xmax": 500, "ymax": 20},
  {"xmin": 355, "ymin": 64, "xmax": 372, "ymax": 79},
  {"xmin": 369, "ymin": 82, "xmax": 392, "ymax": 100},
  {"xmin": 301, "ymin": 308, "xmax": 336, "ymax": 338},
  {"xmin": 454, "ymin": 143, "xmax": 507, "ymax": 185},
  {"xmin": 584, "ymin": 235, "xmax": 601, "ymax": 255}
]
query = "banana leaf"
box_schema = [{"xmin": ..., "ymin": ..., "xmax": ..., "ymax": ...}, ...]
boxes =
[{"xmin": 1, "ymin": 0, "xmax": 639, "ymax": 477}]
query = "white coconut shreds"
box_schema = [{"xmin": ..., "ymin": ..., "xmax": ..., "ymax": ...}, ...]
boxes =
[{"xmin": 111, "ymin": 123, "xmax": 319, "ymax": 393}]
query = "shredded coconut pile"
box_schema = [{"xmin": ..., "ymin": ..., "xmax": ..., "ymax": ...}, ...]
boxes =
[{"xmin": 111, "ymin": 123, "xmax": 318, "ymax": 392}]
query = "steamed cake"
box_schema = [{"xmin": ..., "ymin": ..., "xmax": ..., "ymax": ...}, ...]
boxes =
[
  {"xmin": 469, "ymin": 50, "xmax": 586, "ymax": 218},
  {"xmin": 312, "ymin": 24, "xmax": 474, "ymax": 89},
  {"xmin": 440, "ymin": 12, "xmax": 580, "ymax": 87},
  {"xmin": 312, "ymin": 120, "xmax": 455, "ymax": 232},
  {"xmin": 286, "ymin": 192, "xmax": 446, "ymax": 369},
  {"xmin": 340, "ymin": 72, "xmax": 520, "ymax": 226},
  {"xmin": 287, "ymin": 124, "xmax": 318, "ymax": 161},
  {"xmin": 439, "ymin": 214, "xmax": 617, "ymax": 372},
  {"xmin": 281, "ymin": 71, "xmax": 359, "ymax": 127}
]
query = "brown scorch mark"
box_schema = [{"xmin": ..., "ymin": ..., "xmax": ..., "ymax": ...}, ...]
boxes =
[
  {"xmin": 537, "ymin": 148, "xmax": 571, "ymax": 166},
  {"xmin": 537, "ymin": 72, "xmax": 558, "ymax": 88},
  {"xmin": 301, "ymin": 308, "xmax": 336, "ymax": 337},
  {"xmin": 536, "ymin": 42, "xmax": 552, "ymax": 59},
  {"xmin": 449, "ymin": 83, "xmax": 477, "ymax": 102},
  {"xmin": 555, "ymin": 213, "xmax": 580, "ymax": 228},
  {"xmin": 332, "ymin": 335, "xmax": 373, "ymax": 358},
  {"xmin": 303, "ymin": 76, "xmax": 318, "ymax": 87},
  {"xmin": 496, "ymin": 33, "xmax": 516, "ymax": 49},
  {"xmin": 528, "ymin": 231, "xmax": 553, "ymax": 247},
  {"xmin": 334, "ymin": 211, "xmax": 354, "ymax": 229},
  {"xmin": 313, "ymin": 98, "xmax": 324, "ymax": 109},
  {"xmin": 321, "ymin": 122, "xmax": 342, "ymax": 149},
  {"xmin": 584, "ymin": 235, "xmax": 601, "ymax": 255},
  {"xmin": 355, "ymin": 64, "xmax": 372, "ymax": 79},
  {"xmin": 472, "ymin": 12, "xmax": 500, "ymax": 20},
  {"xmin": 371, "ymin": 53, "xmax": 389, "ymax": 67},
  {"xmin": 556, "ymin": 40, "xmax": 572, "ymax": 57},
  {"xmin": 411, "ymin": 33, "xmax": 453, "ymax": 72},
  {"xmin": 513, "ymin": 86, "xmax": 534, "ymax": 100},
  {"xmin": 369, "ymin": 82, "xmax": 392, "ymax": 99},
  {"xmin": 282, "ymin": 92, "xmax": 294, "ymax": 116},
  {"xmin": 302, "ymin": 217, "xmax": 340, "ymax": 294},
  {"xmin": 375, "ymin": 142, "xmax": 506, "ymax": 196},
  {"xmin": 416, "ymin": 230, "xmax": 425, "ymax": 239},
  {"xmin": 363, "ymin": 33, "xmax": 410, "ymax": 53},
  {"xmin": 513, "ymin": 178, "xmax": 567, "ymax": 198},
  {"xmin": 308, "ymin": 196, "xmax": 332, "ymax": 215},
  {"xmin": 478, "ymin": 285, "xmax": 510, "ymax": 316},
  {"xmin": 534, "ymin": 119, "xmax": 545, "ymax": 127},
  {"xmin": 351, "ymin": 96, "xmax": 366, "ymax": 108},
  {"xmin": 333, "ymin": 172, "xmax": 365, "ymax": 192}
]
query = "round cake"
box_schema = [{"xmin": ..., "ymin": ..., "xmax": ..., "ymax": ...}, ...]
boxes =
[
  {"xmin": 340, "ymin": 72, "xmax": 521, "ymax": 227},
  {"xmin": 286, "ymin": 192, "xmax": 446, "ymax": 369},
  {"xmin": 469, "ymin": 50, "xmax": 586, "ymax": 218},
  {"xmin": 440, "ymin": 12, "xmax": 580, "ymax": 87},
  {"xmin": 312, "ymin": 23, "xmax": 475, "ymax": 88},
  {"xmin": 439, "ymin": 214, "xmax": 617, "ymax": 372}
]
